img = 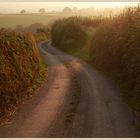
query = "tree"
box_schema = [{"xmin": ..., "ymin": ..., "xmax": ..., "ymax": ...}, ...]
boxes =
[
  {"xmin": 73, "ymin": 7, "xmax": 78, "ymax": 13},
  {"xmin": 20, "ymin": 9, "xmax": 26, "ymax": 14},
  {"xmin": 63, "ymin": 7, "xmax": 72, "ymax": 14},
  {"xmin": 39, "ymin": 8, "xmax": 46, "ymax": 14}
]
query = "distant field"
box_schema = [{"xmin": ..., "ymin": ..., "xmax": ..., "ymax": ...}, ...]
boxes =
[{"xmin": 0, "ymin": 14, "xmax": 62, "ymax": 29}]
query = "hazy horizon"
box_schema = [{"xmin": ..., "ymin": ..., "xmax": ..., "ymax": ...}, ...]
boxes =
[{"xmin": 0, "ymin": 2, "xmax": 139, "ymax": 14}]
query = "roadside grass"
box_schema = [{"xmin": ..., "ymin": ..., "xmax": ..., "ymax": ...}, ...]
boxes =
[
  {"xmin": 64, "ymin": 64, "xmax": 80, "ymax": 124},
  {"xmin": 65, "ymin": 47, "xmax": 90, "ymax": 61},
  {"xmin": 28, "ymin": 55, "xmax": 47, "ymax": 94}
]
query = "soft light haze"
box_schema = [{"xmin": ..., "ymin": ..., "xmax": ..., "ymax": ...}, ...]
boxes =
[{"xmin": 0, "ymin": 2, "xmax": 139, "ymax": 13}]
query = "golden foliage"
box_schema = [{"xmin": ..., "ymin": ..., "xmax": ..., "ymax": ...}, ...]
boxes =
[{"xmin": 0, "ymin": 29, "xmax": 41, "ymax": 116}]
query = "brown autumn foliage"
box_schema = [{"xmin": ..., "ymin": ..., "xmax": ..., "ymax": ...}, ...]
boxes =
[
  {"xmin": 90, "ymin": 6, "xmax": 140, "ymax": 111},
  {"xmin": 0, "ymin": 29, "xmax": 41, "ymax": 117}
]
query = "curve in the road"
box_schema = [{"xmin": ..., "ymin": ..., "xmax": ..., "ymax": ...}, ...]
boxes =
[
  {"xmin": 45, "ymin": 42, "xmax": 139, "ymax": 137},
  {"xmin": 0, "ymin": 42, "xmax": 139, "ymax": 137}
]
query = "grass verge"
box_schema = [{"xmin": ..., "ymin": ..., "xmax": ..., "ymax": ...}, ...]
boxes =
[{"xmin": 64, "ymin": 64, "xmax": 80, "ymax": 125}]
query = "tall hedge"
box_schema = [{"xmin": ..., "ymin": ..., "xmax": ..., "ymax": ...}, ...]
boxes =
[
  {"xmin": 90, "ymin": 6, "xmax": 140, "ymax": 110},
  {"xmin": 52, "ymin": 17, "xmax": 88, "ymax": 52},
  {"xmin": 0, "ymin": 29, "xmax": 40, "ymax": 116}
]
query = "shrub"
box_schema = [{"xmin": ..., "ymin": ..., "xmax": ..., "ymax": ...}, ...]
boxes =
[
  {"xmin": 51, "ymin": 17, "xmax": 87, "ymax": 52},
  {"xmin": 0, "ymin": 29, "xmax": 41, "ymax": 117},
  {"xmin": 34, "ymin": 27, "xmax": 50, "ymax": 43}
]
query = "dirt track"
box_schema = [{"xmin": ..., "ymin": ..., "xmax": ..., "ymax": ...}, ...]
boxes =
[{"xmin": 0, "ymin": 42, "xmax": 139, "ymax": 137}]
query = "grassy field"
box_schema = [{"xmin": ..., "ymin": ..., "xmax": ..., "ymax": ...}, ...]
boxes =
[{"xmin": 0, "ymin": 13, "xmax": 61, "ymax": 29}]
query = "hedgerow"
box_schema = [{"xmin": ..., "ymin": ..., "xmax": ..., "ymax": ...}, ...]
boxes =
[
  {"xmin": 0, "ymin": 29, "xmax": 41, "ymax": 118},
  {"xmin": 51, "ymin": 16, "xmax": 102, "ymax": 52},
  {"xmin": 90, "ymin": 6, "xmax": 140, "ymax": 110}
]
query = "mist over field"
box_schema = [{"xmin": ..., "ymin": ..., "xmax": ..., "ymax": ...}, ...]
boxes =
[
  {"xmin": 0, "ymin": 2, "xmax": 139, "ymax": 29},
  {"xmin": 0, "ymin": 2, "xmax": 139, "ymax": 13}
]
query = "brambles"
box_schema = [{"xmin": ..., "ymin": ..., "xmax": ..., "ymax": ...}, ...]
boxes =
[{"xmin": 0, "ymin": 29, "xmax": 42, "ymax": 118}]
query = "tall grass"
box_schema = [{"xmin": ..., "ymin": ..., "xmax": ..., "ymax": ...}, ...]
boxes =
[
  {"xmin": 90, "ymin": 6, "xmax": 140, "ymax": 111},
  {"xmin": 0, "ymin": 29, "xmax": 41, "ymax": 117}
]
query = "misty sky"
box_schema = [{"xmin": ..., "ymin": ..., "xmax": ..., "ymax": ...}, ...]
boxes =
[{"xmin": 0, "ymin": 2, "xmax": 139, "ymax": 13}]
